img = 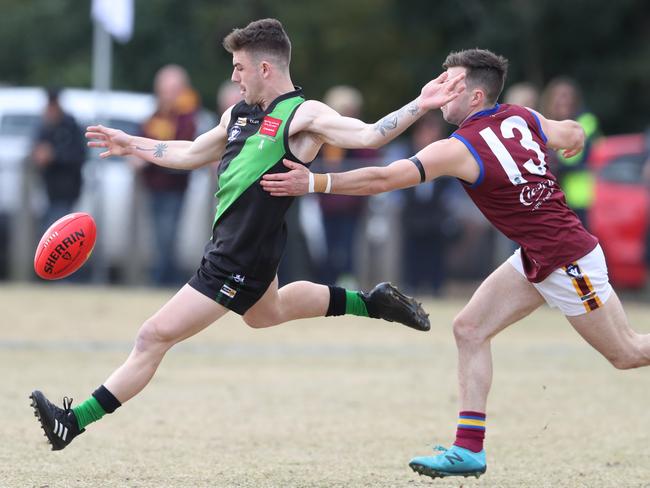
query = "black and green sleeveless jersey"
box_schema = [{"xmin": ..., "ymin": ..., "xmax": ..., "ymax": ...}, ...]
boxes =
[{"xmin": 210, "ymin": 87, "xmax": 305, "ymax": 282}]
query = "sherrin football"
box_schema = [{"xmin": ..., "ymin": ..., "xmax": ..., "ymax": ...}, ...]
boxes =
[{"xmin": 34, "ymin": 212, "xmax": 97, "ymax": 280}]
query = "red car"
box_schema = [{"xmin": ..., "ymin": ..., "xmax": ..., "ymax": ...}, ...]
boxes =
[{"xmin": 588, "ymin": 134, "xmax": 649, "ymax": 288}]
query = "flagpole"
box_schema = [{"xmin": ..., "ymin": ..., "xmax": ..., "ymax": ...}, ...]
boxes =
[
  {"xmin": 92, "ymin": 19, "xmax": 112, "ymax": 93},
  {"xmin": 90, "ymin": 19, "xmax": 111, "ymax": 283}
]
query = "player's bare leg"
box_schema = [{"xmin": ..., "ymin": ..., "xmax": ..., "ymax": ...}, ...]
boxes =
[
  {"xmin": 31, "ymin": 285, "xmax": 229, "ymax": 450},
  {"xmin": 103, "ymin": 285, "xmax": 230, "ymax": 402},
  {"xmin": 568, "ymin": 290, "xmax": 650, "ymax": 369},
  {"xmin": 454, "ymin": 262, "xmax": 545, "ymax": 412},
  {"xmin": 242, "ymin": 277, "xmax": 329, "ymax": 327},
  {"xmin": 242, "ymin": 276, "xmax": 429, "ymax": 331},
  {"xmin": 410, "ymin": 261, "xmax": 544, "ymax": 479}
]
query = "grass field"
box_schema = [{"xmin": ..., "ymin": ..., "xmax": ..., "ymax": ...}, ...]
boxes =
[{"xmin": 1, "ymin": 284, "xmax": 649, "ymax": 488}]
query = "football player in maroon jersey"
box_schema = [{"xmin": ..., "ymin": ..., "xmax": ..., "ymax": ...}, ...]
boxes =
[{"xmin": 262, "ymin": 48, "xmax": 650, "ymax": 480}]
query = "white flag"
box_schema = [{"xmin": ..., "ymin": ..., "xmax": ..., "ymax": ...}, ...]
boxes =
[{"xmin": 92, "ymin": 0, "xmax": 134, "ymax": 43}]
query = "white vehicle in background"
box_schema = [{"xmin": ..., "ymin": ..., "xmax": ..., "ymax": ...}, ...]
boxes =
[{"xmin": 0, "ymin": 87, "xmax": 217, "ymax": 282}]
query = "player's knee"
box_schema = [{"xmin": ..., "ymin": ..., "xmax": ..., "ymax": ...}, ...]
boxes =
[
  {"xmin": 453, "ymin": 314, "xmax": 485, "ymax": 346},
  {"xmin": 135, "ymin": 318, "xmax": 176, "ymax": 353},
  {"xmin": 605, "ymin": 334, "xmax": 650, "ymax": 369},
  {"xmin": 608, "ymin": 355, "xmax": 637, "ymax": 370},
  {"xmin": 607, "ymin": 348, "xmax": 645, "ymax": 370},
  {"xmin": 242, "ymin": 312, "xmax": 280, "ymax": 329}
]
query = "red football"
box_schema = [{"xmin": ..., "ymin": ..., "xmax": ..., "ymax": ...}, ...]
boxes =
[{"xmin": 34, "ymin": 212, "xmax": 97, "ymax": 280}]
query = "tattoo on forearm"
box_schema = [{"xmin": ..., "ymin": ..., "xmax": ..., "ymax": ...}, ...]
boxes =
[
  {"xmin": 373, "ymin": 100, "xmax": 420, "ymax": 136},
  {"xmin": 374, "ymin": 114, "xmax": 398, "ymax": 136},
  {"xmin": 406, "ymin": 100, "xmax": 420, "ymax": 116},
  {"xmin": 153, "ymin": 143, "xmax": 168, "ymax": 158},
  {"xmin": 135, "ymin": 143, "xmax": 168, "ymax": 158}
]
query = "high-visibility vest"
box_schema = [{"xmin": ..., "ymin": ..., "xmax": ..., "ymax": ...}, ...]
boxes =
[{"xmin": 556, "ymin": 112, "xmax": 599, "ymax": 209}]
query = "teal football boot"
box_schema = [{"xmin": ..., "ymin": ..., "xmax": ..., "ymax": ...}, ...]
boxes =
[{"xmin": 409, "ymin": 445, "xmax": 486, "ymax": 479}]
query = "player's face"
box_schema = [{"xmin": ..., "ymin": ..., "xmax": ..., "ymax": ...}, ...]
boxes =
[
  {"xmin": 231, "ymin": 50, "xmax": 264, "ymax": 105},
  {"xmin": 440, "ymin": 67, "xmax": 472, "ymax": 126}
]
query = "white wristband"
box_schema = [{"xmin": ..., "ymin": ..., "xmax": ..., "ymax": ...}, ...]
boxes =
[
  {"xmin": 324, "ymin": 173, "xmax": 332, "ymax": 194},
  {"xmin": 308, "ymin": 172, "xmax": 315, "ymax": 193}
]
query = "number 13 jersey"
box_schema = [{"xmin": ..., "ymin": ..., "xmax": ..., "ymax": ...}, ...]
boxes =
[{"xmin": 451, "ymin": 103, "xmax": 597, "ymax": 283}]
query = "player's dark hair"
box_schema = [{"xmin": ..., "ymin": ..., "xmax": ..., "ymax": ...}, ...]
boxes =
[
  {"xmin": 443, "ymin": 49, "xmax": 509, "ymax": 105},
  {"xmin": 223, "ymin": 18, "xmax": 291, "ymax": 68}
]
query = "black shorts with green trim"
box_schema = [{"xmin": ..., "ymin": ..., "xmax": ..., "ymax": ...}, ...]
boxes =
[{"xmin": 187, "ymin": 252, "xmax": 274, "ymax": 315}]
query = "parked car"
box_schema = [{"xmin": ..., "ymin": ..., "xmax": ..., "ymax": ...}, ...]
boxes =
[
  {"xmin": 0, "ymin": 86, "xmax": 217, "ymax": 282},
  {"xmin": 588, "ymin": 133, "xmax": 649, "ymax": 288}
]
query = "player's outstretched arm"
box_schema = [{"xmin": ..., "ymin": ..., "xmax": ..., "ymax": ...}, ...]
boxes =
[
  {"xmin": 260, "ymin": 138, "xmax": 477, "ymax": 197},
  {"xmin": 296, "ymin": 71, "xmax": 465, "ymax": 150},
  {"xmin": 529, "ymin": 109, "xmax": 585, "ymax": 159},
  {"xmin": 261, "ymin": 158, "xmax": 420, "ymax": 197},
  {"xmin": 85, "ymin": 107, "xmax": 231, "ymax": 170}
]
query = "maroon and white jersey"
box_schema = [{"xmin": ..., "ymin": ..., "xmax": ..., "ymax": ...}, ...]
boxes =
[{"xmin": 451, "ymin": 103, "xmax": 597, "ymax": 282}]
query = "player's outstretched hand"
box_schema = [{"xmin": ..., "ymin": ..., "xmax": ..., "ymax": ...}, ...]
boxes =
[
  {"xmin": 86, "ymin": 125, "xmax": 133, "ymax": 158},
  {"xmin": 260, "ymin": 159, "xmax": 310, "ymax": 197},
  {"xmin": 418, "ymin": 71, "xmax": 466, "ymax": 111}
]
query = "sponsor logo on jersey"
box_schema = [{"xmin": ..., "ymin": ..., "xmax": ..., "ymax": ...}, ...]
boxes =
[
  {"xmin": 260, "ymin": 116, "xmax": 282, "ymax": 137},
  {"xmin": 228, "ymin": 126, "xmax": 242, "ymax": 142},
  {"xmin": 220, "ymin": 284, "xmax": 237, "ymax": 298},
  {"xmin": 236, "ymin": 117, "xmax": 247, "ymax": 127},
  {"xmin": 519, "ymin": 179, "xmax": 555, "ymax": 211}
]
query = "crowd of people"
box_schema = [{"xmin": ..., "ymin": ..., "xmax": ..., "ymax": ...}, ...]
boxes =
[{"xmin": 23, "ymin": 63, "xmax": 642, "ymax": 293}]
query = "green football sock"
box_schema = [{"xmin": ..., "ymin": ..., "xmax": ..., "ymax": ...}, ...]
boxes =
[
  {"xmin": 345, "ymin": 289, "xmax": 369, "ymax": 317},
  {"xmin": 72, "ymin": 396, "xmax": 107, "ymax": 430}
]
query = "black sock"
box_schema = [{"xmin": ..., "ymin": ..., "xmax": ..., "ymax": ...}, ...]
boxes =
[
  {"xmin": 92, "ymin": 385, "xmax": 122, "ymax": 414},
  {"xmin": 326, "ymin": 286, "xmax": 346, "ymax": 316}
]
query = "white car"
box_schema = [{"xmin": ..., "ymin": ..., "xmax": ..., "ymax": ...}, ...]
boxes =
[{"xmin": 0, "ymin": 86, "xmax": 217, "ymax": 282}]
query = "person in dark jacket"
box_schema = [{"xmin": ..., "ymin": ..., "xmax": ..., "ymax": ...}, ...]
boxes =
[
  {"xmin": 32, "ymin": 87, "xmax": 86, "ymax": 231},
  {"xmin": 397, "ymin": 112, "xmax": 457, "ymax": 295}
]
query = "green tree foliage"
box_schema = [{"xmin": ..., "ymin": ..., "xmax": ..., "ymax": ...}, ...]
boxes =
[{"xmin": 0, "ymin": 0, "xmax": 647, "ymax": 133}]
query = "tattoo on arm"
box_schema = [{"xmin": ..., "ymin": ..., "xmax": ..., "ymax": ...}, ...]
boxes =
[
  {"xmin": 373, "ymin": 100, "xmax": 420, "ymax": 136},
  {"xmin": 406, "ymin": 100, "xmax": 420, "ymax": 116},
  {"xmin": 374, "ymin": 114, "xmax": 398, "ymax": 136},
  {"xmin": 135, "ymin": 143, "xmax": 168, "ymax": 158},
  {"xmin": 153, "ymin": 143, "xmax": 168, "ymax": 158}
]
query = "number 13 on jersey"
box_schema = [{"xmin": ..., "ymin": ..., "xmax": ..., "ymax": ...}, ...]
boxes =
[{"xmin": 479, "ymin": 115, "xmax": 547, "ymax": 185}]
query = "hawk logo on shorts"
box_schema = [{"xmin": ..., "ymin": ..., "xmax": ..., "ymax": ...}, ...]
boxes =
[
  {"xmin": 565, "ymin": 263, "xmax": 583, "ymax": 279},
  {"xmin": 220, "ymin": 284, "xmax": 237, "ymax": 299},
  {"xmin": 232, "ymin": 274, "xmax": 245, "ymax": 284}
]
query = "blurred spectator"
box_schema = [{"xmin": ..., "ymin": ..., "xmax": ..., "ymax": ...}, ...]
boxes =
[
  {"xmin": 389, "ymin": 112, "xmax": 457, "ymax": 295},
  {"xmin": 541, "ymin": 77, "xmax": 600, "ymax": 227},
  {"xmin": 31, "ymin": 87, "xmax": 86, "ymax": 232},
  {"xmin": 317, "ymin": 85, "xmax": 377, "ymax": 287},
  {"xmin": 136, "ymin": 64, "xmax": 200, "ymax": 286},
  {"xmin": 504, "ymin": 81, "xmax": 540, "ymax": 110},
  {"xmin": 216, "ymin": 80, "xmax": 242, "ymax": 116}
]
